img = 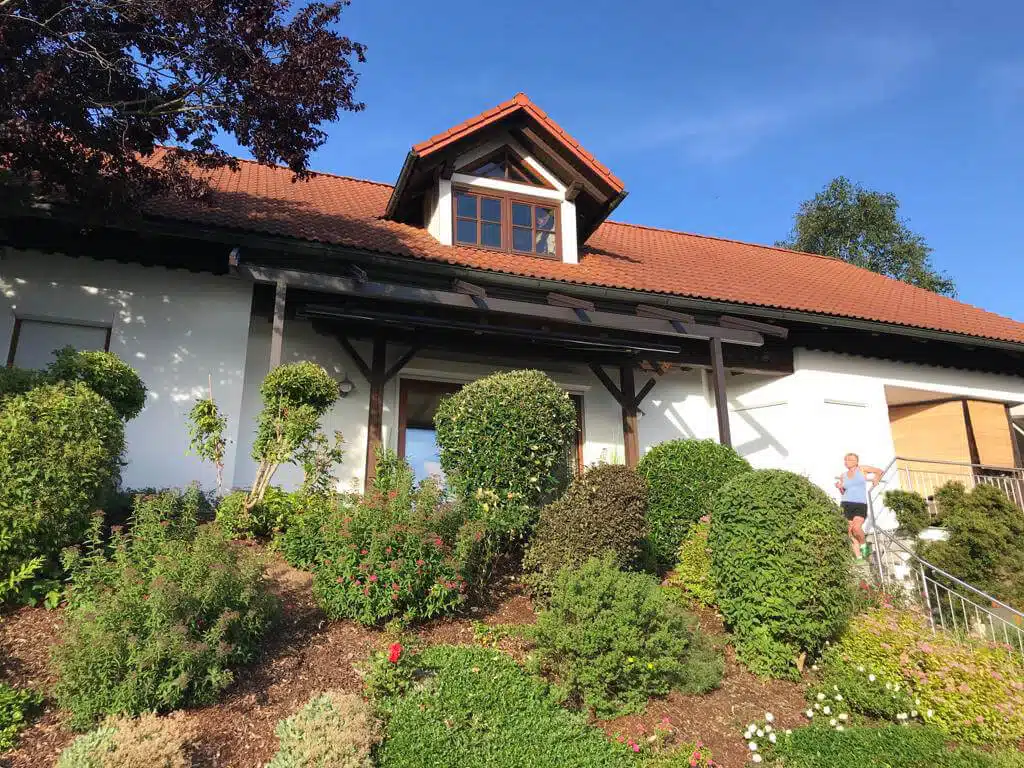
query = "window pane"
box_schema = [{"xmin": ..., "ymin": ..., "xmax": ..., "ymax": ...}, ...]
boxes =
[
  {"xmin": 535, "ymin": 207, "xmax": 556, "ymax": 230},
  {"xmin": 535, "ymin": 231, "xmax": 556, "ymax": 255},
  {"xmin": 455, "ymin": 192, "xmax": 477, "ymax": 218},
  {"xmin": 12, "ymin": 320, "xmax": 108, "ymax": 370},
  {"xmin": 511, "ymin": 202, "xmax": 531, "ymax": 227},
  {"xmin": 480, "ymin": 197, "xmax": 502, "ymax": 222},
  {"xmin": 456, "ymin": 219, "xmax": 478, "ymax": 244},
  {"xmin": 473, "ymin": 161, "xmax": 504, "ymax": 179},
  {"xmin": 512, "ymin": 227, "xmax": 533, "ymax": 252},
  {"xmin": 481, "ymin": 222, "xmax": 502, "ymax": 247},
  {"xmin": 405, "ymin": 428, "xmax": 445, "ymax": 487}
]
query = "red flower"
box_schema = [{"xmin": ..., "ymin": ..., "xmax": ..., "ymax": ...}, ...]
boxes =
[
  {"xmin": 388, "ymin": 642, "xmax": 403, "ymax": 663},
  {"xmin": 369, "ymin": 574, "xmax": 378, "ymax": 582},
  {"xmin": 360, "ymin": 549, "xmax": 368, "ymax": 555}
]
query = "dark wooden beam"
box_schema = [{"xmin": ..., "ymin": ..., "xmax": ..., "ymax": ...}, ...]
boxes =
[
  {"xmin": 634, "ymin": 377, "xmax": 657, "ymax": 409},
  {"xmin": 336, "ymin": 335, "xmax": 371, "ymax": 381},
  {"xmin": 364, "ymin": 336, "xmax": 387, "ymax": 489},
  {"xmin": 438, "ymin": 158, "xmax": 455, "ymax": 180},
  {"xmin": 384, "ymin": 346, "xmax": 419, "ymax": 383},
  {"xmin": 621, "ymin": 365, "xmax": 639, "ymax": 468},
  {"xmin": 564, "ymin": 181, "xmax": 583, "ymax": 202},
  {"xmin": 636, "ymin": 304, "xmax": 696, "ymax": 324},
  {"xmin": 710, "ymin": 337, "xmax": 732, "ymax": 447},
  {"xmin": 962, "ymin": 399, "xmax": 981, "ymax": 467},
  {"xmin": 547, "ymin": 292, "xmax": 596, "ymax": 311},
  {"xmin": 269, "ymin": 279, "xmax": 286, "ymax": 369},
  {"xmin": 720, "ymin": 314, "xmax": 789, "ymax": 339},
  {"xmin": 453, "ymin": 279, "xmax": 487, "ymax": 297},
  {"xmin": 512, "ymin": 126, "xmax": 605, "ymax": 200},
  {"xmin": 589, "ymin": 363, "xmax": 624, "ymax": 406}
]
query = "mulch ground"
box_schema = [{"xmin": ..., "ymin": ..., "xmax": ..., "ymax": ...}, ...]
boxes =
[{"xmin": 1, "ymin": 553, "xmax": 807, "ymax": 768}]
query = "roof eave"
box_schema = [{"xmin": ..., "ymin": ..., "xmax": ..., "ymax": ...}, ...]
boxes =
[{"xmin": 384, "ymin": 150, "xmax": 419, "ymax": 220}]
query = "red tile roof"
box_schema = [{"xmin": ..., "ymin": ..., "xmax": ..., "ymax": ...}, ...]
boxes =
[
  {"xmin": 411, "ymin": 93, "xmax": 625, "ymax": 193},
  {"xmin": 149, "ymin": 158, "xmax": 1024, "ymax": 346}
]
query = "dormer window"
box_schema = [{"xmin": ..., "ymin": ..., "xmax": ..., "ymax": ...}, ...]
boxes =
[
  {"xmin": 462, "ymin": 147, "xmax": 550, "ymax": 188},
  {"xmin": 453, "ymin": 189, "xmax": 560, "ymax": 258}
]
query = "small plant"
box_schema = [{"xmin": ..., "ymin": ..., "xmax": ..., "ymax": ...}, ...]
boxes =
[
  {"xmin": 56, "ymin": 713, "xmax": 193, "ymax": 767},
  {"xmin": 362, "ymin": 640, "xmax": 421, "ymax": 701},
  {"xmin": 809, "ymin": 661, "xmax": 914, "ymax": 724},
  {"xmin": 637, "ymin": 439, "xmax": 751, "ymax": 566},
  {"xmin": 711, "ymin": 469, "xmax": 852, "ymax": 679},
  {"xmin": 528, "ymin": 554, "xmax": 723, "ymax": 717},
  {"xmin": 267, "ymin": 691, "xmax": 382, "ymax": 768},
  {"xmin": 885, "ymin": 490, "xmax": 930, "ymax": 537},
  {"xmin": 524, "ymin": 463, "xmax": 649, "ymax": 594},
  {"xmin": 668, "ymin": 517, "xmax": 715, "ymax": 606},
  {"xmin": 433, "ymin": 369, "xmax": 578, "ymax": 541},
  {"xmin": 186, "ymin": 395, "xmax": 228, "ymax": 493},
  {"xmin": 312, "ymin": 454, "xmax": 485, "ymax": 625},
  {"xmin": 216, "ymin": 486, "xmax": 296, "ymax": 539},
  {"xmin": 53, "ymin": 488, "xmax": 279, "ymax": 728},
  {"xmin": 740, "ymin": 714, "xmax": 784, "ymax": 765},
  {"xmin": 0, "ymin": 682, "xmax": 42, "ymax": 752}
]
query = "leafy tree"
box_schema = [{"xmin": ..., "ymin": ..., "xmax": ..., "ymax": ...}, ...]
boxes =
[
  {"xmin": 778, "ymin": 176, "xmax": 956, "ymax": 297},
  {"xmin": 1, "ymin": 1, "xmax": 366, "ymax": 213}
]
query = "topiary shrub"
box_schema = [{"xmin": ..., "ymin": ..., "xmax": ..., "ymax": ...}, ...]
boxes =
[
  {"xmin": 921, "ymin": 483, "xmax": 1024, "ymax": 605},
  {"xmin": 267, "ymin": 691, "xmax": 382, "ymax": 768},
  {"xmin": 215, "ymin": 486, "xmax": 296, "ymax": 539},
  {"xmin": 885, "ymin": 490, "xmax": 930, "ymax": 537},
  {"xmin": 710, "ymin": 469, "xmax": 852, "ymax": 679},
  {"xmin": 0, "ymin": 366, "xmax": 43, "ymax": 403},
  {"xmin": 433, "ymin": 369, "xmax": 577, "ymax": 541},
  {"xmin": 528, "ymin": 554, "xmax": 723, "ymax": 717},
  {"xmin": 637, "ymin": 439, "xmax": 751, "ymax": 566},
  {"xmin": 668, "ymin": 517, "xmax": 715, "ymax": 606},
  {"xmin": 524, "ymin": 463, "xmax": 648, "ymax": 593},
  {"xmin": 56, "ymin": 713, "xmax": 193, "ymax": 767},
  {"xmin": 0, "ymin": 382, "xmax": 124, "ymax": 599},
  {"xmin": 53, "ymin": 488, "xmax": 279, "ymax": 728},
  {"xmin": 47, "ymin": 347, "xmax": 147, "ymax": 421},
  {"xmin": 0, "ymin": 682, "xmax": 42, "ymax": 752}
]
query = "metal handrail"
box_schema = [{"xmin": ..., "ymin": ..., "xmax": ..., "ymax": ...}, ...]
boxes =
[{"xmin": 893, "ymin": 456, "xmax": 1024, "ymax": 472}]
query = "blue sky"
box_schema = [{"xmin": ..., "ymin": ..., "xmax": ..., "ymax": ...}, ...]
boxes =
[{"xmin": 234, "ymin": 0, "xmax": 1024, "ymax": 320}]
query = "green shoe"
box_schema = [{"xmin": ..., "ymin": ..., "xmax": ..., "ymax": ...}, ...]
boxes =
[{"xmin": 861, "ymin": 543, "xmax": 872, "ymax": 560}]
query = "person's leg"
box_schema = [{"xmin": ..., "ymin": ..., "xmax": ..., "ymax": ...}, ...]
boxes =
[
  {"xmin": 850, "ymin": 516, "xmax": 866, "ymax": 558},
  {"xmin": 847, "ymin": 519, "xmax": 861, "ymax": 558}
]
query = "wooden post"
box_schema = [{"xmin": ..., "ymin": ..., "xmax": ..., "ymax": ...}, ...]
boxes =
[
  {"xmin": 620, "ymin": 364, "xmax": 639, "ymax": 467},
  {"xmin": 364, "ymin": 336, "xmax": 387, "ymax": 489},
  {"xmin": 1007, "ymin": 404, "xmax": 1023, "ymax": 468},
  {"xmin": 269, "ymin": 279, "xmax": 286, "ymax": 369},
  {"xmin": 710, "ymin": 337, "xmax": 732, "ymax": 447}
]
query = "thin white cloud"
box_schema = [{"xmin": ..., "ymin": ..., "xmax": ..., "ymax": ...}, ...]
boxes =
[{"xmin": 621, "ymin": 33, "xmax": 934, "ymax": 164}]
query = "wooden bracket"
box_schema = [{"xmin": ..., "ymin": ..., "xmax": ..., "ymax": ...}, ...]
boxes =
[
  {"xmin": 335, "ymin": 335, "xmax": 372, "ymax": 381},
  {"xmin": 384, "ymin": 346, "xmax": 419, "ymax": 383},
  {"xmin": 720, "ymin": 314, "xmax": 788, "ymax": 339},
  {"xmin": 346, "ymin": 263, "xmax": 369, "ymax": 284},
  {"xmin": 454, "ymin": 279, "xmax": 489, "ymax": 310},
  {"xmin": 565, "ymin": 181, "xmax": 583, "ymax": 202},
  {"xmin": 590, "ymin": 363, "xmax": 656, "ymax": 410}
]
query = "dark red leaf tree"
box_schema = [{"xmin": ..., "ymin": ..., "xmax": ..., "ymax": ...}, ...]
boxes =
[{"xmin": 0, "ymin": 0, "xmax": 366, "ymax": 212}]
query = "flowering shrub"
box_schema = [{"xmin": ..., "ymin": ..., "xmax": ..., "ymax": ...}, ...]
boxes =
[
  {"xmin": 312, "ymin": 454, "xmax": 485, "ymax": 625},
  {"xmin": 524, "ymin": 463, "xmax": 649, "ymax": 595},
  {"xmin": 741, "ymin": 714, "xmax": 786, "ymax": 765},
  {"xmin": 637, "ymin": 438, "xmax": 751, "ymax": 566},
  {"xmin": 762, "ymin": 723, "xmax": 1024, "ymax": 768},
  {"xmin": 810, "ymin": 662, "xmax": 915, "ymax": 723},
  {"xmin": 56, "ymin": 713, "xmax": 194, "ymax": 767},
  {"xmin": 710, "ymin": 470, "xmax": 852, "ymax": 679},
  {"xmin": 375, "ymin": 644, "xmax": 638, "ymax": 768},
  {"xmin": 528, "ymin": 554, "xmax": 723, "ymax": 717},
  {"xmin": 827, "ymin": 606, "xmax": 1024, "ymax": 744},
  {"xmin": 611, "ymin": 719, "xmax": 717, "ymax": 766},
  {"xmin": 850, "ymin": 579, "xmax": 905, "ymax": 614},
  {"xmin": 0, "ymin": 682, "xmax": 42, "ymax": 751},
  {"xmin": 433, "ymin": 369, "xmax": 578, "ymax": 541},
  {"xmin": 53, "ymin": 488, "xmax": 279, "ymax": 728},
  {"xmin": 278, "ymin": 492, "xmax": 354, "ymax": 569},
  {"xmin": 668, "ymin": 517, "xmax": 715, "ymax": 606},
  {"xmin": 267, "ymin": 691, "xmax": 381, "ymax": 768}
]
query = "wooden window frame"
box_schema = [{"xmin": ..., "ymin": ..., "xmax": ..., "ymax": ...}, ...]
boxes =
[
  {"xmin": 452, "ymin": 186, "xmax": 562, "ymax": 260},
  {"xmin": 6, "ymin": 317, "xmax": 112, "ymax": 368},
  {"xmin": 461, "ymin": 147, "xmax": 554, "ymax": 189}
]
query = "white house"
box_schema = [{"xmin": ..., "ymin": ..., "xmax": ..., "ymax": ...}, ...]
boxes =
[{"xmin": 3, "ymin": 93, "xmax": 1023, "ymax": 514}]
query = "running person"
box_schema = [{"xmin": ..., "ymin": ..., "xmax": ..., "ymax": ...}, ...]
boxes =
[{"xmin": 835, "ymin": 453, "xmax": 884, "ymax": 560}]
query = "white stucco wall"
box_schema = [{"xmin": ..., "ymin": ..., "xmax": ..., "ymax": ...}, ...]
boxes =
[{"xmin": 1, "ymin": 249, "xmax": 253, "ymax": 489}]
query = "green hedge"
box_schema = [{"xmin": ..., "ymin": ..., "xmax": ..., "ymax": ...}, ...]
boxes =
[
  {"xmin": 433, "ymin": 370, "xmax": 577, "ymax": 540},
  {"xmin": 885, "ymin": 490, "xmax": 930, "ymax": 537},
  {"xmin": 46, "ymin": 347, "xmax": 147, "ymax": 421},
  {"xmin": 710, "ymin": 469, "xmax": 851, "ymax": 679},
  {"xmin": 668, "ymin": 518, "xmax": 715, "ymax": 606},
  {"xmin": 524, "ymin": 463, "xmax": 649, "ymax": 593},
  {"xmin": 637, "ymin": 439, "xmax": 751, "ymax": 566},
  {"xmin": 528, "ymin": 555, "xmax": 722, "ymax": 717}
]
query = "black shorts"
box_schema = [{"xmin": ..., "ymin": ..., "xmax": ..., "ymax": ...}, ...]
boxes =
[{"xmin": 841, "ymin": 501, "xmax": 868, "ymax": 521}]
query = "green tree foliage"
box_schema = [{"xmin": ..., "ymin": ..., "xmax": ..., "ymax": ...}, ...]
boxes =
[
  {"xmin": 885, "ymin": 490, "xmax": 930, "ymax": 537},
  {"xmin": 637, "ymin": 439, "xmax": 751, "ymax": 566},
  {"xmin": 0, "ymin": 383, "xmax": 124, "ymax": 598},
  {"xmin": 53, "ymin": 489, "xmax": 278, "ymax": 728},
  {"xmin": 525, "ymin": 463, "xmax": 649, "ymax": 593},
  {"xmin": 711, "ymin": 469, "xmax": 852, "ymax": 679},
  {"xmin": 528, "ymin": 555, "xmax": 723, "ymax": 717},
  {"xmin": 433, "ymin": 370, "xmax": 578, "ymax": 541},
  {"xmin": 778, "ymin": 176, "xmax": 956, "ymax": 296}
]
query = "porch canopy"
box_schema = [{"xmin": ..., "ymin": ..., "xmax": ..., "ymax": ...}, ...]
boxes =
[{"xmin": 239, "ymin": 263, "xmax": 793, "ymax": 481}]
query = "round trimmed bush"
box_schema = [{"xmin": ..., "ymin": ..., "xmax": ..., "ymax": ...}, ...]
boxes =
[
  {"xmin": 885, "ymin": 490, "xmax": 930, "ymax": 536},
  {"xmin": 710, "ymin": 469, "xmax": 852, "ymax": 679},
  {"xmin": 637, "ymin": 439, "xmax": 751, "ymax": 566},
  {"xmin": 433, "ymin": 369, "xmax": 577, "ymax": 537},
  {"xmin": 0, "ymin": 383, "xmax": 124, "ymax": 580},
  {"xmin": 47, "ymin": 347, "xmax": 147, "ymax": 421},
  {"xmin": 524, "ymin": 463, "xmax": 648, "ymax": 591},
  {"xmin": 268, "ymin": 691, "xmax": 381, "ymax": 768}
]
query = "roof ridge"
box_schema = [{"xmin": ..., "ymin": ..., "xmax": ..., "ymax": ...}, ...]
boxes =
[{"xmin": 233, "ymin": 155, "xmax": 397, "ymax": 188}]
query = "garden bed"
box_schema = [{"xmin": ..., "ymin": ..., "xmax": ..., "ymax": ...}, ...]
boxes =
[{"xmin": 2, "ymin": 549, "xmax": 807, "ymax": 768}]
